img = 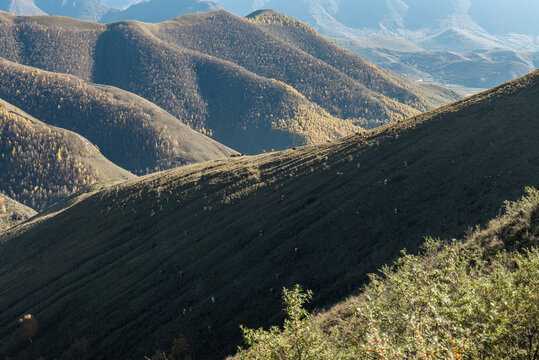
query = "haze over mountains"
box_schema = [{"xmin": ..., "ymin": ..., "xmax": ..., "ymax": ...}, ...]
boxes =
[
  {"xmin": 1, "ymin": 69, "xmax": 537, "ymax": 359},
  {"xmin": 221, "ymin": 0, "xmax": 539, "ymax": 94}
]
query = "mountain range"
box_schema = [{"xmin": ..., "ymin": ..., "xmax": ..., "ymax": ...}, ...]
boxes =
[
  {"xmin": 4, "ymin": 0, "xmax": 534, "ymax": 94},
  {"xmin": 220, "ymin": 0, "xmax": 539, "ymax": 94},
  {"xmin": 1, "ymin": 69, "xmax": 537, "ymax": 359},
  {"xmin": 0, "ymin": 10, "xmax": 457, "ymax": 151},
  {"xmin": 0, "ymin": 3, "xmax": 536, "ymax": 359}
]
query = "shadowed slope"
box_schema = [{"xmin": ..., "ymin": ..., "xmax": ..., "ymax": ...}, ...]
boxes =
[
  {"xmin": 231, "ymin": 188, "xmax": 539, "ymax": 359},
  {"xmin": 92, "ymin": 23, "xmax": 361, "ymax": 152},
  {"xmin": 0, "ymin": 98, "xmax": 133, "ymax": 210},
  {"xmin": 0, "ymin": 194, "xmax": 36, "ymax": 232},
  {"xmin": 0, "ymin": 71, "xmax": 536, "ymax": 359},
  {"xmin": 0, "ymin": 58, "xmax": 236, "ymax": 174}
]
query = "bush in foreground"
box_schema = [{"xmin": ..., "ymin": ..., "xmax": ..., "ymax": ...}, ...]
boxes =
[{"xmin": 235, "ymin": 188, "xmax": 539, "ymax": 359}]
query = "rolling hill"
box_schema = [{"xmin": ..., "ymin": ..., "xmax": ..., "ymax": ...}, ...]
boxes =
[
  {"xmin": 0, "ymin": 10, "xmax": 459, "ymax": 153},
  {"xmin": 0, "ymin": 70, "xmax": 537, "ymax": 359},
  {"xmin": 0, "ymin": 194, "xmax": 36, "ymax": 232},
  {"xmin": 0, "ymin": 58, "xmax": 237, "ymax": 175},
  {"xmin": 0, "ymin": 98, "xmax": 133, "ymax": 210}
]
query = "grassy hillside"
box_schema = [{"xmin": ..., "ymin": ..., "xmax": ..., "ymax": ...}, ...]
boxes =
[
  {"xmin": 0, "ymin": 71, "xmax": 536, "ymax": 359},
  {"xmin": 232, "ymin": 187, "xmax": 539, "ymax": 359},
  {"xmin": 0, "ymin": 98, "xmax": 133, "ymax": 210},
  {"xmin": 0, "ymin": 194, "xmax": 36, "ymax": 232},
  {"xmin": 0, "ymin": 10, "xmax": 458, "ymax": 153},
  {"xmin": 0, "ymin": 57, "xmax": 236, "ymax": 174}
]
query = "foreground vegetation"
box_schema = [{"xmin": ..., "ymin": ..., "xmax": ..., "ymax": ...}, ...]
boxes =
[{"xmin": 234, "ymin": 187, "xmax": 539, "ymax": 359}]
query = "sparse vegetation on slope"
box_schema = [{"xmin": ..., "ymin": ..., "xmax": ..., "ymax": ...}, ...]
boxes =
[
  {"xmin": 0, "ymin": 57, "xmax": 236, "ymax": 174},
  {"xmin": 0, "ymin": 71, "xmax": 536, "ymax": 359},
  {"xmin": 233, "ymin": 188, "xmax": 539, "ymax": 359},
  {"xmin": 0, "ymin": 99, "xmax": 132, "ymax": 210},
  {"xmin": 0, "ymin": 194, "xmax": 36, "ymax": 232}
]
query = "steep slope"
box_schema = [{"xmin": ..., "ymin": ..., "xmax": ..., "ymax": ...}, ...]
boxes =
[
  {"xmin": 0, "ymin": 194, "xmax": 36, "ymax": 232},
  {"xmin": 0, "ymin": 71, "xmax": 537, "ymax": 359},
  {"xmin": 0, "ymin": 11, "xmax": 360, "ymax": 153},
  {"xmin": 101, "ymin": 0, "xmax": 219, "ymax": 23},
  {"xmin": 0, "ymin": 98, "xmax": 133, "ymax": 210},
  {"xmin": 0, "ymin": 11, "xmax": 458, "ymax": 153},
  {"xmin": 0, "ymin": 58, "xmax": 236, "ymax": 174},
  {"xmin": 232, "ymin": 187, "xmax": 539, "ymax": 359},
  {"xmin": 150, "ymin": 10, "xmax": 436, "ymax": 122}
]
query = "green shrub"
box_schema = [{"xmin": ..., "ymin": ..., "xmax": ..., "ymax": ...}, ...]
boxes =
[
  {"xmin": 235, "ymin": 189, "xmax": 539, "ymax": 359},
  {"xmin": 238, "ymin": 285, "xmax": 342, "ymax": 360}
]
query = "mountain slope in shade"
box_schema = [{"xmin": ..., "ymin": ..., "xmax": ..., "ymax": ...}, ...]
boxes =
[
  {"xmin": 0, "ymin": 11, "xmax": 458, "ymax": 153},
  {"xmin": 230, "ymin": 187, "xmax": 539, "ymax": 359},
  {"xmin": 101, "ymin": 0, "xmax": 219, "ymax": 23},
  {"xmin": 0, "ymin": 58, "xmax": 237, "ymax": 174},
  {"xmin": 0, "ymin": 194, "xmax": 36, "ymax": 232},
  {"xmin": 0, "ymin": 98, "xmax": 133, "ymax": 210},
  {"xmin": 1, "ymin": 71, "xmax": 537, "ymax": 359}
]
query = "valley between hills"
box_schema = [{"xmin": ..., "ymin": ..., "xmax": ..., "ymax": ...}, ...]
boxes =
[{"xmin": 0, "ymin": 6, "xmax": 537, "ymax": 360}]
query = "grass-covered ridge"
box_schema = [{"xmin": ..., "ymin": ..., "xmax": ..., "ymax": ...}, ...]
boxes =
[{"xmin": 233, "ymin": 187, "xmax": 539, "ymax": 359}]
